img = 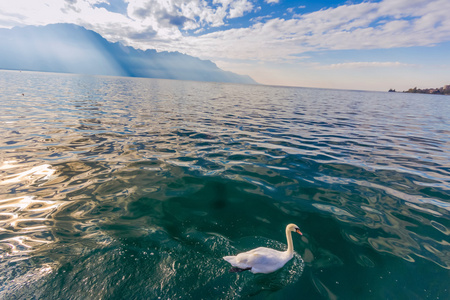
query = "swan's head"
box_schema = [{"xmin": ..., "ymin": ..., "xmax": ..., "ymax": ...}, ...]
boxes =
[{"xmin": 287, "ymin": 223, "xmax": 302, "ymax": 235}]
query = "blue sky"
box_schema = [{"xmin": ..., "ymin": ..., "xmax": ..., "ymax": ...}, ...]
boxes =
[{"xmin": 0, "ymin": 0, "xmax": 449, "ymax": 91}]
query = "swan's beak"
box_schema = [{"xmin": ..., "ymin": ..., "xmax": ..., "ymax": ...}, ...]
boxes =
[{"xmin": 296, "ymin": 228, "xmax": 303, "ymax": 235}]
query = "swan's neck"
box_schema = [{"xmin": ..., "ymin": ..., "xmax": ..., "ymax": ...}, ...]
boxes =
[{"xmin": 285, "ymin": 228, "xmax": 294, "ymax": 258}]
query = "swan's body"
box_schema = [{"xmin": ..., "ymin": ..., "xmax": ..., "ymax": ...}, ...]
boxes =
[{"xmin": 223, "ymin": 223, "xmax": 302, "ymax": 274}]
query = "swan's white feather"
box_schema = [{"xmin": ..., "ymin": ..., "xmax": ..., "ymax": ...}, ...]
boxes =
[
  {"xmin": 224, "ymin": 247, "xmax": 291, "ymax": 273},
  {"xmin": 223, "ymin": 224, "xmax": 302, "ymax": 274}
]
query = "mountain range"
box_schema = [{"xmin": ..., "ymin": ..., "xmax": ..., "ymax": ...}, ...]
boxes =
[{"xmin": 0, "ymin": 23, "xmax": 256, "ymax": 85}]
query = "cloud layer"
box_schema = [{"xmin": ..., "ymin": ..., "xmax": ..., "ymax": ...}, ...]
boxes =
[
  {"xmin": 182, "ymin": 0, "xmax": 450, "ymax": 61},
  {"xmin": 1, "ymin": 0, "xmax": 449, "ymax": 63},
  {"xmin": 315, "ymin": 61, "xmax": 414, "ymax": 70}
]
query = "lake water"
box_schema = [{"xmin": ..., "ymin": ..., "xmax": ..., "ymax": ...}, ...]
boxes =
[{"xmin": 0, "ymin": 70, "xmax": 449, "ymax": 299}]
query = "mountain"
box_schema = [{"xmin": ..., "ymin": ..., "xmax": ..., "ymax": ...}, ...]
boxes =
[{"xmin": 0, "ymin": 23, "xmax": 256, "ymax": 85}]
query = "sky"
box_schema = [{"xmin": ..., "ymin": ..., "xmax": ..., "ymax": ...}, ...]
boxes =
[{"xmin": 0, "ymin": 0, "xmax": 449, "ymax": 91}]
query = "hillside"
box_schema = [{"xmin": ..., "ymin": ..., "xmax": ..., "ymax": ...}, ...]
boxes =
[{"xmin": 0, "ymin": 23, "xmax": 256, "ymax": 85}]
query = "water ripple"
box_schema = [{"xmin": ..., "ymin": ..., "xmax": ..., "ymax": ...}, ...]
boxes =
[{"xmin": 1, "ymin": 71, "xmax": 449, "ymax": 299}]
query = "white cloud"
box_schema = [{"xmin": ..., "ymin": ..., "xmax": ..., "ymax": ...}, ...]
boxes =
[
  {"xmin": 315, "ymin": 61, "xmax": 415, "ymax": 70},
  {"xmin": 171, "ymin": 0, "xmax": 450, "ymax": 61},
  {"xmin": 287, "ymin": 6, "xmax": 304, "ymax": 14},
  {"xmin": 0, "ymin": 0, "xmax": 449, "ymax": 64},
  {"xmin": 250, "ymin": 14, "xmax": 272, "ymax": 23},
  {"xmin": 229, "ymin": 0, "xmax": 253, "ymax": 18},
  {"xmin": 0, "ymin": 0, "xmax": 255, "ymax": 38},
  {"xmin": 265, "ymin": 0, "xmax": 279, "ymax": 4}
]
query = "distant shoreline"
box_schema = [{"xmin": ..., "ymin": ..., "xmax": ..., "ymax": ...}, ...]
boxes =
[{"xmin": 393, "ymin": 85, "xmax": 450, "ymax": 95}]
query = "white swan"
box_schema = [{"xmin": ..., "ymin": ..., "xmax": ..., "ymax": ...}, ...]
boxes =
[{"xmin": 223, "ymin": 223, "xmax": 302, "ymax": 274}]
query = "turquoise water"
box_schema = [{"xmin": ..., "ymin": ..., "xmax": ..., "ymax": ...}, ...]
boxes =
[{"xmin": 0, "ymin": 70, "xmax": 449, "ymax": 299}]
